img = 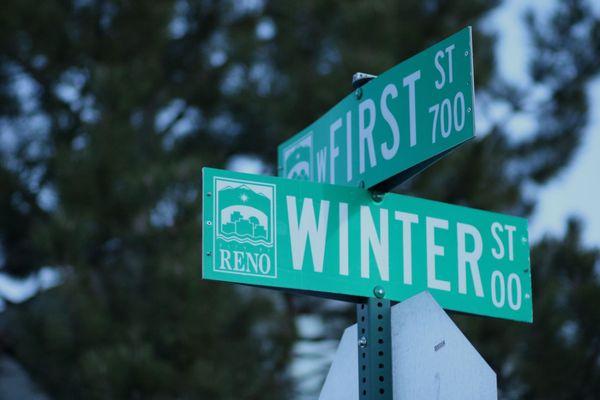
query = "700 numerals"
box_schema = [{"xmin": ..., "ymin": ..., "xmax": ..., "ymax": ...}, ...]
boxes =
[{"xmin": 428, "ymin": 91, "xmax": 467, "ymax": 144}]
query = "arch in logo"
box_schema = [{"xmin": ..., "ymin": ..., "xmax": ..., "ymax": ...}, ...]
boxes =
[{"xmin": 282, "ymin": 132, "xmax": 313, "ymax": 181}]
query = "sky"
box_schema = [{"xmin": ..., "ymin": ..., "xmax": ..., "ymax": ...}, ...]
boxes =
[
  {"xmin": 530, "ymin": 76, "xmax": 600, "ymax": 247},
  {"xmin": 489, "ymin": 0, "xmax": 600, "ymax": 247}
]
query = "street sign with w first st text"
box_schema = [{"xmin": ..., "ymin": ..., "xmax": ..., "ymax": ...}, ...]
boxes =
[{"xmin": 278, "ymin": 27, "xmax": 475, "ymax": 191}]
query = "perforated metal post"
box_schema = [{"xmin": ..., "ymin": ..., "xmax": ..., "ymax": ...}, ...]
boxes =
[
  {"xmin": 356, "ymin": 296, "xmax": 393, "ymax": 400},
  {"xmin": 352, "ymin": 72, "xmax": 392, "ymax": 399}
]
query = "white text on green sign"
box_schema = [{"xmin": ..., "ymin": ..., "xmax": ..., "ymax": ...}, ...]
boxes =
[
  {"xmin": 278, "ymin": 27, "xmax": 475, "ymax": 190},
  {"xmin": 202, "ymin": 168, "xmax": 532, "ymax": 322}
]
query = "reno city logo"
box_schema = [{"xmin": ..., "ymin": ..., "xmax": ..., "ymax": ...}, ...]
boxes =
[
  {"xmin": 282, "ymin": 132, "xmax": 313, "ymax": 181},
  {"xmin": 214, "ymin": 177, "xmax": 277, "ymax": 278}
]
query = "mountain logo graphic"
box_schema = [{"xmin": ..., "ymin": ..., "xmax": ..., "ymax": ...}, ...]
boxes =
[
  {"xmin": 213, "ymin": 177, "xmax": 277, "ymax": 278},
  {"xmin": 282, "ymin": 132, "xmax": 313, "ymax": 181}
]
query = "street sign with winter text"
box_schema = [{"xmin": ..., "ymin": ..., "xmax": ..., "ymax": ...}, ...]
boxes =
[
  {"xmin": 278, "ymin": 27, "xmax": 475, "ymax": 191},
  {"xmin": 202, "ymin": 168, "xmax": 532, "ymax": 322}
]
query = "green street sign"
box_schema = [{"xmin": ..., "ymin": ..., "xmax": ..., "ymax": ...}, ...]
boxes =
[
  {"xmin": 202, "ymin": 168, "xmax": 532, "ymax": 323},
  {"xmin": 278, "ymin": 27, "xmax": 475, "ymax": 191}
]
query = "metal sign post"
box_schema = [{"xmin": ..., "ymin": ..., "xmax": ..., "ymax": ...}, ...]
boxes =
[
  {"xmin": 353, "ymin": 74, "xmax": 393, "ymax": 400},
  {"xmin": 357, "ymin": 294, "xmax": 392, "ymax": 399}
]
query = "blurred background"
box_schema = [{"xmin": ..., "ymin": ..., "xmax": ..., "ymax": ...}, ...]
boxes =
[{"xmin": 0, "ymin": 0, "xmax": 599, "ymax": 398}]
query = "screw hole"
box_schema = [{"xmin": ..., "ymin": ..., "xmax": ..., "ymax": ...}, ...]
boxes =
[
  {"xmin": 378, "ymin": 351, "xmax": 383, "ymax": 356},
  {"xmin": 380, "ymin": 388, "xmax": 385, "ymax": 394},
  {"xmin": 377, "ymin": 314, "xmax": 382, "ymax": 320},
  {"xmin": 378, "ymin": 339, "xmax": 383, "ymax": 344}
]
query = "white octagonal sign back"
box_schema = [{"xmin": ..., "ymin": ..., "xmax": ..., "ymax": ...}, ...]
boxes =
[{"xmin": 319, "ymin": 291, "xmax": 497, "ymax": 400}]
